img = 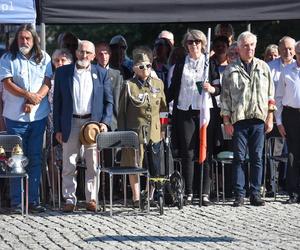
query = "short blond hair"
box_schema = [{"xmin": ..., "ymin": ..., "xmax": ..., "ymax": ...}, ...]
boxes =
[{"xmin": 182, "ymin": 29, "xmax": 207, "ymax": 53}]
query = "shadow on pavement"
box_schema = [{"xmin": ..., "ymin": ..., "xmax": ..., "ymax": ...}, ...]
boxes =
[{"xmin": 85, "ymin": 235, "xmax": 236, "ymax": 243}]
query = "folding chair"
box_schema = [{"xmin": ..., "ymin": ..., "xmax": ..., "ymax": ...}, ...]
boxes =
[
  {"xmin": 264, "ymin": 136, "xmax": 288, "ymax": 200},
  {"xmin": 96, "ymin": 131, "xmax": 150, "ymax": 216},
  {"xmin": 0, "ymin": 134, "xmax": 28, "ymax": 216},
  {"xmin": 212, "ymin": 124, "xmax": 252, "ymax": 203}
]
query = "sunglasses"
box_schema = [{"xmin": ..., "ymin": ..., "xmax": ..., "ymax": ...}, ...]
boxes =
[
  {"xmin": 187, "ymin": 40, "xmax": 202, "ymax": 45},
  {"xmin": 136, "ymin": 64, "xmax": 152, "ymax": 70}
]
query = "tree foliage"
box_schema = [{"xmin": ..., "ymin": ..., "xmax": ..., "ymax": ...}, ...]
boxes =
[{"xmin": 45, "ymin": 20, "xmax": 300, "ymax": 59}]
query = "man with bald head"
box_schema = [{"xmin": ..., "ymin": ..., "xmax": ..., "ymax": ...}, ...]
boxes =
[
  {"xmin": 268, "ymin": 36, "xmax": 296, "ymax": 89},
  {"xmin": 53, "ymin": 40, "xmax": 113, "ymax": 212},
  {"xmin": 275, "ymin": 41, "xmax": 300, "ymax": 204},
  {"xmin": 267, "ymin": 36, "xmax": 295, "ymax": 195}
]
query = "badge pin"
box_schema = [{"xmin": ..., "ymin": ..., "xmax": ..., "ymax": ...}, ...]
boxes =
[{"xmin": 92, "ymin": 73, "xmax": 98, "ymax": 79}]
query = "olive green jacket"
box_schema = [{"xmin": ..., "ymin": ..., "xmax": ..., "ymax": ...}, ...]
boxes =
[
  {"xmin": 118, "ymin": 76, "xmax": 167, "ymax": 143},
  {"xmin": 220, "ymin": 57, "xmax": 274, "ymax": 124}
]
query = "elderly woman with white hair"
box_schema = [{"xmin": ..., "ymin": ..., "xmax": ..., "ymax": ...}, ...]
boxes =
[
  {"xmin": 46, "ymin": 48, "xmax": 73, "ymax": 198},
  {"xmin": 168, "ymin": 29, "xmax": 217, "ymax": 205}
]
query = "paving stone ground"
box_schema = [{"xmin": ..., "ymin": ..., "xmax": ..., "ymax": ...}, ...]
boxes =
[{"xmin": 0, "ymin": 195, "xmax": 299, "ymax": 250}]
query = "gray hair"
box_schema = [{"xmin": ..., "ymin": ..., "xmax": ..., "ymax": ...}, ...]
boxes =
[
  {"xmin": 51, "ymin": 48, "xmax": 73, "ymax": 64},
  {"xmin": 182, "ymin": 29, "xmax": 207, "ymax": 53},
  {"xmin": 77, "ymin": 40, "xmax": 95, "ymax": 54},
  {"xmin": 278, "ymin": 36, "xmax": 296, "ymax": 48},
  {"xmin": 237, "ymin": 31, "xmax": 257, "ymax": 47},
  {"xmin": 264, "ymin": 44, "xmax": 278, "ymax": 55}
]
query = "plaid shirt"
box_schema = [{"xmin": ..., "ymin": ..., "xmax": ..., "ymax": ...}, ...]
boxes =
[{"xmin": 220, "ymin": 57, "xmax": 274, "ymax": 124}]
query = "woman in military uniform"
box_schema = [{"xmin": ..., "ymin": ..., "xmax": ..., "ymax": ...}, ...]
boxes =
[{"xmin": 118, "ymin": 47, "xmax": 167, "ymax": 206}]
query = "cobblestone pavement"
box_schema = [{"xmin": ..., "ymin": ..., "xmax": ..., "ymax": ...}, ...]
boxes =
[{"xmin": 0, "ymin": 195, "xmax": 299, "ymax": 250}]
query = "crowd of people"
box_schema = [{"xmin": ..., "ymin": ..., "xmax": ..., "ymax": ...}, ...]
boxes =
[{"xmin": 0, "ymin": 23, "xmax": 299, "ymax": 214}]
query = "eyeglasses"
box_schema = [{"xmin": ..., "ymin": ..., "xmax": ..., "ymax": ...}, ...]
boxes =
[
  {"xmin": 136, "ymin": 64, "xmax": 152, "ymax": 70},
  {"xmin": 187, "ymin": 40, "xmax": 202, "ymax": 46}
]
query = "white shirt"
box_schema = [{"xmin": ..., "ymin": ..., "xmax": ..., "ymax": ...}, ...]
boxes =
[
  {"xmin": 275, "ymin": 61, "xmax": 300, "ymax": 125},
  {"xmin": 177, "ymin": 55, "xmax": 206, "ymax": 111},
  {"xmin": 268, "ymin": 57, "xmax": 295, "ymax": 90},
  {"xmin": 72, "ymin": 65, "xmax": 93, "ymax": 115}
]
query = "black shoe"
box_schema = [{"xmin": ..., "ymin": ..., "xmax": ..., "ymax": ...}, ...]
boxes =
[
  {"xmin": 250, "ymin": 195, "xmax": 265, "ymax": 206},
  {"xmin": 265, "ymin": 191, "xmax": 275, "ymax": 198},
  {"xmin": 29, "ymin": 204, "xmax": 46, "ymax": 213},
  {"xmin": 284, "ymin": 195, "xmax": 298, "ymax": 204},
  {"xmin": 132, "ymin": 200, "xmax": 140, "ymax": 209},
  {"xmin": 233, "ymin": 197, "xmax": 244, "ymax": 207},
  {"xmin": 10, "ymin": 206, "xmax": 22, "ymax": 214}
]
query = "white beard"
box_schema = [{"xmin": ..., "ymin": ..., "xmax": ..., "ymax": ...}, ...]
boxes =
[
  {"xmin": 77, "ymin": 59, "xmax": 90, "ymax": 68},
  {"xmin": 19, "ymin": 46, "xmax": 32, "ymax": 56}
]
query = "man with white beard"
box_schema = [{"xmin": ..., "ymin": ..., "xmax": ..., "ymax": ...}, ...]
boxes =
[
  {"xmin": 53, "ymin": 40, "xmax": 113, "ymax": 212},
  {"xmin": 0, "ymin": 24, "xmax": 52, "ymax": 214}
]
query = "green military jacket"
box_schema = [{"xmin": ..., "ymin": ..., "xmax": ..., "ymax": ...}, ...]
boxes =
[{"xmin": 118, "ymin": 76, "xmax": 168, "ymax": 143}]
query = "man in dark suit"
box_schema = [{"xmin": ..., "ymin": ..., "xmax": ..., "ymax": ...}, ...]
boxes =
[
  {"xmin": 95, "ymin": 41, "xmax": 123, "ymax": 131},
  {"xmin": 53, "ymin": 40, "xmax": 113, "ymax": 212}
]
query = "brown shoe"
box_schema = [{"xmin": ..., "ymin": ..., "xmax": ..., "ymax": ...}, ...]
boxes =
[
  {"xmin": 86, "ymin": 200, "xmax": 97, "ymax": 212},
  {"xmin": 62, "ymin": 203, "xmax": 76, "ymax": 213}
]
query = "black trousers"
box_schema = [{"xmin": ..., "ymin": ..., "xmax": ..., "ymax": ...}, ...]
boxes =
[
  {"xmin": 176, "ymin": 109, "xmax": 210, "ymax": 195},
  {"xmin": 282, "ymin": 107, "xmax": 300, "ymax": 196}
]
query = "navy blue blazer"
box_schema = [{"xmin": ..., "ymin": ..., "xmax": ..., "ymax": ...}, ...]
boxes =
[{"xmin": 53, "ymin": 63, "xmax": 113, "ymax": 142}]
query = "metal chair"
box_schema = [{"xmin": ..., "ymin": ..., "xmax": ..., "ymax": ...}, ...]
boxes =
[
  {"xmin": 0, "ymin": 134, "xmax": 28, "ymax": 216},
  {"xmin": 212, "ymin": 124, "xmax": 251, "ymax": 203},
  {"xmin": 96, "ymin": 131, "xmax": 150, "ymax": 216},
  {"xmin": 264, "ymin": 136, "xmax": 288, "ymax": 200}
]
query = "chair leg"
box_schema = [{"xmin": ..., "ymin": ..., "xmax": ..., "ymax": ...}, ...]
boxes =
[
  {"xmin": 262, "ymin": 158, "xmax": 267, "ymax": 198},
  {"xmin": 101, "ymin": 172, "xmax": 106, "ymax": 211},
  {"xmin": 216, "ymin": 161, "xmax": 219, "ymax": 203},
  {"xmin": 273, "ymin": 162, "xmax": 277, "ymax": 201},
  {"xmin": 25, "ymin": 174, "xmax": 29, "ymax": 216},
  {"xmin": 109, "ymin": 174, "xmax": 113, "ymax": 216},
  {"xmin": 124, "ymin": 175, "xmax": 127, "ymax": 207},
  {"xmin": 57, "ymin": 168, "xmax": 61, "ymax": 210},
  {"xmin": 21, "ymin": 177, "xmax": 24, "ymax": 216},
  {"xmin": 222, "ymin": 163, "xmax": 225, "ymax": 203},
  {"xmin": 146, "ymin": 173, "xmax": 150, "ymax": 213},
  {"xmin": 95, "ymin": 168, "xmax": 100, "ymax": 212}
]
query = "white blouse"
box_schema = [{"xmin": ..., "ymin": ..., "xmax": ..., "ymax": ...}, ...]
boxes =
[{"xmin": 177, "ymin": 54, "xmax": 205, "ymax": 111}]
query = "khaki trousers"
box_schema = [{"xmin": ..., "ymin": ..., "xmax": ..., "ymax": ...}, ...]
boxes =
[{"xmin": 62, "ymin": 117, "xmax": 98, "ymax": 205}]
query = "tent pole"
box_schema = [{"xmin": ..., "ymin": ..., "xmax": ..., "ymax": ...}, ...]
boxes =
[
  {"xmin": 40, "ymin": 23, "xmax": 46, "ymax": 51},
  {"xmin": 247, "ymin": 23, "xmax": 251, "ymax": 32}
]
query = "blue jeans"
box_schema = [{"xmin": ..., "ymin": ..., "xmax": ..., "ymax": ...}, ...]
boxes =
[
  {"xmin": 6, "ymin": 118, "xmax": 47, "ymax": 206},
  {"xmin": 232, "ymin": 119, "xmax": 265, "ymax": 197}
]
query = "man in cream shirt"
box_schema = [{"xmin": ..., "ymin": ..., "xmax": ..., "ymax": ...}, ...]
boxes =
[{"xmin": 53, "ymin": 40, "xmax": 113, "ymax": 212}]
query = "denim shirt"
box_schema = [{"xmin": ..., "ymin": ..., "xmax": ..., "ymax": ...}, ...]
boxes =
[{"xmin": 0, "ymin": 50, "xmax": 52, "ymax": 122}]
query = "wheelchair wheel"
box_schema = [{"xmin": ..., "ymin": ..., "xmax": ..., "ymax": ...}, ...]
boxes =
[
  {"xmin": 158, "ymin": 195, "xmax": 164, "ymax": 215},
  {"xmin": 177, "ymin": 192, "xmax": 184, "ymax": 210}
]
